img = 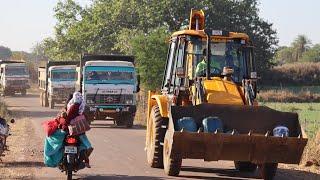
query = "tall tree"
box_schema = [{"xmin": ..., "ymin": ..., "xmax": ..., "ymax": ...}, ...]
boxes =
[
  {"xmin": 0, "ymin": 46, "xmax": 12, "ymax": 60},
  {"xmin": 292, "ymin": 35, "xmax": 311, "ymax": 62},
  {"xmin": 38, "ymin": 0, "xmax": 278, "ymax": 89}
]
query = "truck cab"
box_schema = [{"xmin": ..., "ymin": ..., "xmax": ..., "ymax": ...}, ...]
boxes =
[
  {"xmin": 0, "ymin": 62, "xmax": 30, "ymax": 96},
  {"xmin": 80, "ymin": 55, "xmax": 139, "ymax": 128},
  {"xmin": 48, "ymin": 65, "xmax": 78, "ymax": 108},
  {"xmin": 38, "ymin": 61, "xmax": 79, "ymax": 109}
]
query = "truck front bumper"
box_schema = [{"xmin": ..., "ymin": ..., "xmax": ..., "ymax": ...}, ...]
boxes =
[
  {"xmin": 6, "ymin": 85, "xmax": 30, "ymax": 91},
  {"xmin": 87, "ymin": 105, "xmax": 137, "ymax": 120}
]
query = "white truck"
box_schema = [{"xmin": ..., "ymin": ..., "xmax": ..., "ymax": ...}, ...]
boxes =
[
  {"xmin": 0, "ymin": 60, "xmax": 30, "ymax": 96},
  {"xmin": 38, "ymin": 61, "xmax": 79, "ymax": 109},
  {"xmin": 78, "ymin": 54, "xmax": 140, "ymax": 128}
]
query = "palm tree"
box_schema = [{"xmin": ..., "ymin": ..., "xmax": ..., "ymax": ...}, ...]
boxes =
[{"xmin": 291, "ymin": 35, "xmax": 311, "ymax": 62}]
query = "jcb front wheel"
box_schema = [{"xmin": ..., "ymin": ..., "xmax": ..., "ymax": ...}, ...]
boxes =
[
  {"xmin": 163, "ymin": 131, "xmax": 182, "ymax": 176},
  {"xmin": 146, "ymin": 105, "xmax": 167, "ymax": 168}
]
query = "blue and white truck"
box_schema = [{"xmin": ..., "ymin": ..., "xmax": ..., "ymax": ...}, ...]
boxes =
[{"xmin": 78, "ymin": 54, "xmax": 140, "ymax": 128}]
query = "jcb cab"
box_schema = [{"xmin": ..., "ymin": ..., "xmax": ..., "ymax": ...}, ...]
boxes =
[{"xmin": 145, "ymin": 10, "xmax": 307, "ymax": 180}]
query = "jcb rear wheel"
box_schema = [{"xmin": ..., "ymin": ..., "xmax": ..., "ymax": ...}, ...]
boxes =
[
  {"xmin": 146, "ymin": 105, "xmax": 166, "ymax": 168},
  {"xmin": 259, "ymin": 163, "xmax": 278, "ymax": 180},
  {"xmin": 234, "ymin": 161, "xmax": 257, "ymax": 172},
  {"xmin": 163, "ymin": 132, "xmax": 182, "ymax": 176}
]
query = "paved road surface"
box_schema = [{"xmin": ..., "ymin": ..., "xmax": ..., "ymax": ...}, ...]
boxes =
[{"xmin": 3, "ymin": 93, "xmax": 319, "ymax": 180}]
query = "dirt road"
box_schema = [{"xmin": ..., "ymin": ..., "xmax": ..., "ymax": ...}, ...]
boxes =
[{"xmin": 1, "ymin": 93, "xmax": 319, "ymax": 179}]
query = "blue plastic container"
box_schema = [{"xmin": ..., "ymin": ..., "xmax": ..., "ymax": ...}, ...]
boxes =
[
  {"xmin": 273, "ymin": 126, "xmax": 289, "ymax": 137},
  {"xmin": 202, "ymin": 116, "xmax": 223, "ymax": 133},
  {"xmin": 175, "ymin": 117, "xmax": 198, "ymax": 132}
]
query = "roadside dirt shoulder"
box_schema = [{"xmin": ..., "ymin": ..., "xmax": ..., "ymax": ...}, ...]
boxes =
[{"xmin": 0, "ymin": 118, "xmax": 43, "ymax": 179}]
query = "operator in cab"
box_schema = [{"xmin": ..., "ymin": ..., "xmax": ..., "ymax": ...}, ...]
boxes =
[{"xmin": 195, "ymin": 49, "xmax": 223, "ymax": 77}]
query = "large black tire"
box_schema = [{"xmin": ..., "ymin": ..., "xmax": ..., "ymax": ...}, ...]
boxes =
[
  {"xmin": 259, "ymin": 163, "xmax": 278, "ymax": 180},
  {"xmin": 234, "ymin": 161, "xmax": 257, "ymax": 172},
  {"xmin": 44, "ymin": 94, "xmax": 49, "ymax": 107},
  {"xmin": 40, "ymin": 93, "xmax": 43, "ymax": 107},
  {"xmin": 21, "ymin": 89, "xmax": 27, "ymax": 96},
  {"xmin": 163, "ymin": 132, "xmax": 182, "ymax": 176},
  {"xmin": 126, "ymin": 114, "xmax": 134, "ymax": 128},
  {"xmin": 146, "ymin": 105, "xmax": 167, "ymax": 168}
]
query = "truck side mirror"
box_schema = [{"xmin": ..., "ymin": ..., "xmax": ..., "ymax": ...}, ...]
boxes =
[{"xmin": 136, "ymin": 74, "xmax": 141, "ymax": 93}]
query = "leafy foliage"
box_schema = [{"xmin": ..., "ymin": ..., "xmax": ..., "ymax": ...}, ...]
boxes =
[
  {"xmin": 275, "ymin": 35, "xmax": 320, "ymax": 64},
  {"xmin": 35, "ymin": 0, "xmax": 278, "ymax": 90},
  {"xmin": 302, "ymin": 44, "xmax": 320, "ymax": 62},
  {"xmin": 0, "ymin": 46, "xmax": 12, "ymax": 60}
]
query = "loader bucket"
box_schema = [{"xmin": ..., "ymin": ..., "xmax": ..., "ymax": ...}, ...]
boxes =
[{"xmin": 169, "ymin": 104, "xmax": 308, "ymax": 164}]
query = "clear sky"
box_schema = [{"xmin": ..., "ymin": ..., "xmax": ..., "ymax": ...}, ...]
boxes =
[{"xmin": 0, "ymin": 0, "xmax": 319, "ymax": 52}]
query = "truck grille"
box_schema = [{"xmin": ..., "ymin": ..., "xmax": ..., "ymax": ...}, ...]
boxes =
[
  {"xmin": 53, "ymin": 88, "xmax": 75, "ymax": 97},
  {"xmin": 7, "ymin": 80, "xmax": 27, "ymax": 85},
  {"xmin": 86, "ymin": 94, "xmax": 133, "ymax": 105}
]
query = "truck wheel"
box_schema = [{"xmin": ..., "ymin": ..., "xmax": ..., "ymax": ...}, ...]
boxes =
[
  {"xmin": 21, "ymin": 89, "xmax": 27, "ymax": 96},
  {"xmin": 44, "ymin": 94, "xmax": 49, "ymax": 107},
  {"xmin": 259, "ymin": 163, "xmax": 278, "ymax": 180},
  {"xmin": 163, "ymin": 131, "xmax": 182, "ymax": 176},
  {"xmin": 146, "ymin": 105, "xmax": 167, "ymax": 168},
  {"xmin": 40, "ymin": 93, "xmax": 43, "ymax": 106},
  {"xmin": 115, "ymin": 119, "xmax": 124, "ymax": 126},
  {"xmin": 126, "ymin": 114, "xmax": 134, "ymax": 128},
  {"xmin": 49, "ymin": 100, "xmax": 54, "ymax": 109},
  {"xmin": 234, "ymin": 161, "xmax": 257, "ymax": 172}
]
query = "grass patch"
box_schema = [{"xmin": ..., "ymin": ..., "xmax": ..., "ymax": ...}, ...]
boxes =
[{"xmin": 261, "ymin": 102, "xmax": 320, "ymax": 138}]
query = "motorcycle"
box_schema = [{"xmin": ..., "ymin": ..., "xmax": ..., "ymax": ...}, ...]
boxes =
[
  {"xmin": 0, "ymin": 118, "xmax": 14, "ymax": 160},
  {"xmin": 60, "ymin": 135, "xmax": 86, "ymax": 180}
]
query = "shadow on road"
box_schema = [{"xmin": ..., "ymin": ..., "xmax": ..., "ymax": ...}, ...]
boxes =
[
  {"xmin": 9, "ymin": 110, "xmax": 58, "ymax": 119},
  {"xmin": 75, "ymin": 174, "xmax": 169, "ymax": 180},
  {"xmin": 179, "ymin": 166, "xmax": 320, "ymax": 180},
  {"xmin": 3, "ymin": 161, "xmax": 44, "ymax": 168},
  {"xmin": 276, "ymin": 168, "xmax": 320, "ymax": 180},
  {"xmin": 180, "ymin": 166, "xmax": 258, "ymax": 180},
  {"xmin": 90, "ymin": 123, "xmax": 145, "ymax": 130}
]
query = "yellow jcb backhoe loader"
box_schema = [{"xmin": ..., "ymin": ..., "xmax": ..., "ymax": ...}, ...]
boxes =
[{"xmin": 145, "ymin": 9, "xmax": 307, "ymax": 180}]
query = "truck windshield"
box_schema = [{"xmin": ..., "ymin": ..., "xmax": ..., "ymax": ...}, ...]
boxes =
[
  {"xmin": 5, "ymin": 67, "xmax": 28, "ymax": 76},
  {"xmin": 187, "ymin": 36, "xmax": 248, "ymax": 83},
  {"xmin": 51, "ymin": 70, "xmax": 77, "ymax": 81},
  {"xmin": 85, "ymin": 66, "xmax": 135, "ymax": 84}
]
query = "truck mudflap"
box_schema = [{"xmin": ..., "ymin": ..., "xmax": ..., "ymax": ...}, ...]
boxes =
[
  {"xmin": 171, "ymin": 131, "xmax": 307, "ymax": 164},
  {"xmin": 168, "ymin": 104, "xmax": 308, "ymax": 164}
]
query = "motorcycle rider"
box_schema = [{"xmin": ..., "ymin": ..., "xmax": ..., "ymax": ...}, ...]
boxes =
[{"xmin": 59, "ymin": 92, "xmax": 93, "ymax": 168}]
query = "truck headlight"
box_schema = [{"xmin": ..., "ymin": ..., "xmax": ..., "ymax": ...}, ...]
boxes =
[
  {"xmin": 87, "ymin": 99, "xmax": 94, "ymax": 104},
  {"xmin": 125, "ymin": 99, "xmax": 133, "ymax": 104}
]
